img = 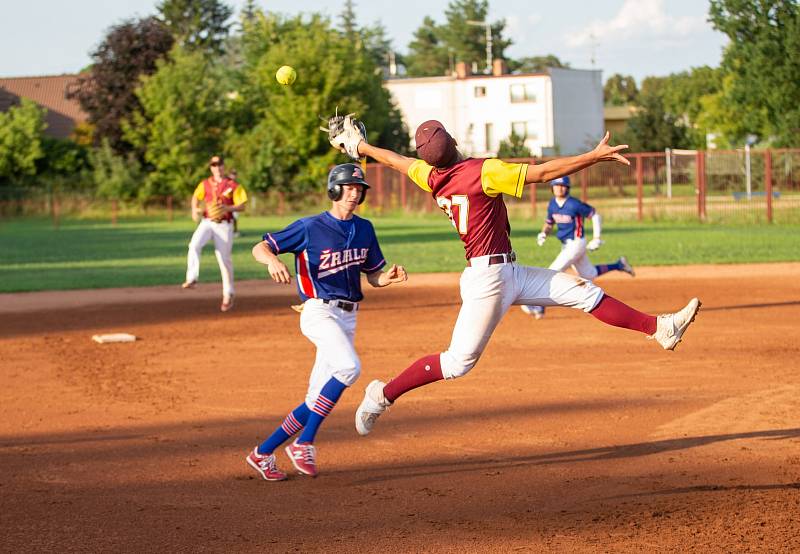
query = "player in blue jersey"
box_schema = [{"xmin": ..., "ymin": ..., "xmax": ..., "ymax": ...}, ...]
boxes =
[
  {"xmin": 520, "ymin": 176, "xmax": 635, "ymax": 319},
  {"xmin": 245, "ymin": 163, "xmax": 408, "ymax": 480}
]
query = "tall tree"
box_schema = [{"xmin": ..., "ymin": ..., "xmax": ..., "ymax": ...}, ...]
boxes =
[
  {"xmin": 123, "ymin": 46, "xmax": 229, "ymax": 199},
  {"xmin": 708, "ymin": 0, "xmax": 800, "ymax": 146},
  {"xmin": 66, "ymin": 17, "xmax": 174, "ymax": 153},
  {"xmin": 508, "ymin": 55, "xmax": 569, "ymax": 74},
  {"xmin": 604, "ymin": 74, "xmax": 639, "ymax": 106},
  {"xmin": 405, "ymin": 16, "xmax": 448, "ymax": 76},
  {"xmin": 619, "ymin": 93, "xmax": 691, "ymax": 152},
  {"xmin": 437, "ymin": 0, "xmax": 511, "ymax": 74},
  {"xmin": 157, "ymin": 0, "xmax": 233, "ymax": 55}
]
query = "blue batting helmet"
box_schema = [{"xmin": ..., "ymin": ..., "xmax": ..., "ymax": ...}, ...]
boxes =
[{"xmin": 550, "ymin": 176, "xmax": 571, "ymax": 187}]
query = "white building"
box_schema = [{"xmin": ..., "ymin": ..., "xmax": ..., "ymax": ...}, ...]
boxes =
[{"xmin": 384, "ymin": 64, "xmax": 604, "ymax": 157}]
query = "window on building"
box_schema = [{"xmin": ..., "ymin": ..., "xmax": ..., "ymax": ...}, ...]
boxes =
[
  {"xmin": 509, "ymin": 83, "xmax": 536, "ymax": 103},
  {"xmin": 474, "ymin": 86, "xmax": 486, "ymax": 97},
  {"xmin": 511, "ymin": 121, "xmax": 538, "ymax": 140},
  {"xmin": 484, "ymin": 122, "xmax": 494, "ymax": 151}
]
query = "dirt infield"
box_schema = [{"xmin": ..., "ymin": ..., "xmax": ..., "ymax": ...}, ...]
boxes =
[{"xmin": 2, "ymin": 263, "xmax": 799, "ymax": 552}]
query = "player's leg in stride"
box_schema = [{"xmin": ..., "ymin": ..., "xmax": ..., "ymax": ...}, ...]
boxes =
[
  {"xmin": 593, "ymin": 255, "xmax": 636, "ymax": 277},
  {"xmin": 245, "ymin": 403, "xmax": 310, "ymax": 481}
]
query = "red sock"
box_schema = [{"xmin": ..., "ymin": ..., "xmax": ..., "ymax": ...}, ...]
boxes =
[
  {"xmin": 383, "ymin": 354, "xmax": 443, "ymax": 403},
  {"xmin": 590, "ymin": 295, "xmax": 657, "ymax": 335}
]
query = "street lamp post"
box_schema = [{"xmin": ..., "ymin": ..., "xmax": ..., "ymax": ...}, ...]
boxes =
[{"xmin": 466, "ymin": 20, "xmax": 492, "ymax": 74}]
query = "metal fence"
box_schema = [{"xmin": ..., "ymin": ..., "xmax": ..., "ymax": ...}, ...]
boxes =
[
  {"xmin": 2, "ymin": 149, "xmax": 798, "ymax": 224},
  {"xmin": 363, "ymin": 149, "xmax": 800, "ymax": 223}
]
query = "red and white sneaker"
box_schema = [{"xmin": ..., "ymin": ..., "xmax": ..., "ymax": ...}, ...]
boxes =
[
  {"xmin": 285, "ymin": 441, "xmax": 318, "ymax": 477},
  {"xmin": 245, "ymin": 447, "xmax": 287, "ymax": 481}
]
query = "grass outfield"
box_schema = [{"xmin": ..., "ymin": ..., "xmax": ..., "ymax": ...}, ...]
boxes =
[{"xmin": 1, "ymin": 214, "xmax": 799, "ymax": 292}]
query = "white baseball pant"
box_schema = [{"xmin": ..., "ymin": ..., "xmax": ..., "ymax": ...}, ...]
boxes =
[
  {"xmin": 185, "ymin": 218, "xmax": 235, "ymax": 297},
  {"xmin": 548, "ymin": 237, "xmax": 598, "ymax": 279},
  {"xmin": 300, "ymin": 299, "xmax": 360, "ymax": 408},
  {"xmin": 440, "ymin": 256, "xmax": 604, "ymax": 380}
]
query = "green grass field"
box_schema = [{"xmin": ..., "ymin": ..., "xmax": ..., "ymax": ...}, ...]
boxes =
[{"xmin": 1, "ymin": 214, "xmax": 798, "ymax": 292}]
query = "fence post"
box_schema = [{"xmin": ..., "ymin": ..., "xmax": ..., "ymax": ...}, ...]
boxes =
[
  {"xmin": 696, "ymin": 150, "xmax": 707, "ymax": 221},
  {"xmin": 530, "ymin": 180, "xmax": 537, "ymax": 218},
  {"xmin": 167, "ymin": 195, "xmax": 173, "ymax": 222},
  {"xmin": 111, "ymin": 199, "xmax": 118, "ymax": 227},
  {"xmin": 375, "ymin": 164, "xmax": 384, "ymax": 213},
  {"xmin": 765, "ymin": 150, "xmax": 773, "ymax": 223},
  {"xmin": 580, "ymin": 170, "xmax": 588, "ymax": 203},
  {"xmin": 399, "ymin": 167, "xmax": 407, "ymax": 212},
  {"xmin": 636, "ymin": 154, "xmax": 644, "ymax": 222}
]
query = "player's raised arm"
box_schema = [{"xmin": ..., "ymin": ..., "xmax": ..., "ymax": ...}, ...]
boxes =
[
  {"xmin": 524, "ymin": 132, "xmax": 629, "ymax": 184},
  {"xmin": 358, "ymin": 143, "xmax": 416, "ymax": 175}
]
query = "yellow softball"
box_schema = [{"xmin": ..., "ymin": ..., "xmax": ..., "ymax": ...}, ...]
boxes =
[{"xmin": 276, "ymin": 65, "xmax": 297, "ymax": 86}]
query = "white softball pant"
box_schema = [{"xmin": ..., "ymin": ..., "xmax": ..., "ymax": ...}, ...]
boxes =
[
  {"xmin": 548, "ymin": 238, "xmax": 598, "ymax": 280},
  {"xmin": 185, "ymin": 218, "xmax": 235, "ymax": 297},
  {"xmin": 299, "ymin": 299, "xmax": 360, "ymax": 408},
  {"xmin": 440, "ymin": 258, "xmax": 604, "ymax": 380}
]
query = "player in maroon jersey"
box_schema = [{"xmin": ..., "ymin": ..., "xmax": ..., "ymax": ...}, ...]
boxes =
[{"xmin": 343, "ymin": 120, "xmax": 700, "ymax": 436}]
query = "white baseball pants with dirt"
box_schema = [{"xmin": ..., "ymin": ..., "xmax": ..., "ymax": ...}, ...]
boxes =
[
  {"xmin": 300, "ymin": 299, "xmax": 360, "ymax": 408},
  {"xmin": 548, "ymin": 237, "xmax": 598, "ymax": 279},
  {"xmin": 185, "ymin": 218, "xmax": 235, "ymax": 297},
  {"xmin": 440, "ymin": 255, "xmax": 604, "ymax": 380}
]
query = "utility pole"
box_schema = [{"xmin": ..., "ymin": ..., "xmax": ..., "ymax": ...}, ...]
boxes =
[{"xmin": 466, "ymin": 20, "xmax": 493, "ymax": 74}]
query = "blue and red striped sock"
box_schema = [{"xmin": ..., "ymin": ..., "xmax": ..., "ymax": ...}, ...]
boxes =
[
  {"xmin": 595, "ymin": 260, "xmax": 623, "ymax": 276},
  {"xmin": 297, "ymin": 377, "xmax": 348, "ymax": 444},
  {"xmin": 256, "ymin": 402, "xmax": 310, "ymax": 455}
]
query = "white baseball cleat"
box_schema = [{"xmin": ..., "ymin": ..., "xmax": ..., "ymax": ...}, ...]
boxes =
[
  {"xmin": 355, "ymin": 380, "xmax": 391, "ymax": 436},
  {"xmin": 649, "ymin": 297, "xmax": 701, "ymax": 351},
  {"xmin": 619, "ymin": 256, "xmax": 636, "ymax": 277}
]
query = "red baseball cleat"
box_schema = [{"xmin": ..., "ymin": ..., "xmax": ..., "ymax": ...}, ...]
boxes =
[
  {"xmin": 284, "ymin": 441, "xmax": 318, "ymax": 477},
  {"xmin": 245, "ymin": 447, "xmax": 287, "ymax": 481}
]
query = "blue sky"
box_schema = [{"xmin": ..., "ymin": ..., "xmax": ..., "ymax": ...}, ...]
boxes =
[{"xmin": 2, "ymin": 0, "xmax": 726, "ymax": 82}]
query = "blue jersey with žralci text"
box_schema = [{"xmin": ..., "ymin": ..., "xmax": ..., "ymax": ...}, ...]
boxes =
[
  {"xmin": 263, "ymin": 211, "xmax": 386, "ymax": 302},
  {"xmin": 545, "ymin": 196, "xmax": 596, "ymax": 243}
]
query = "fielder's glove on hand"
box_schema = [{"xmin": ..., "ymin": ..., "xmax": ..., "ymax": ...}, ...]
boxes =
[
  {"xmin": 206, "ymin": 202, "xmax": 226, "ymax": 223},
  {"xmin": 322, "ymin": 111, "xmax": 366, "ymax": 161},
  {"xmin": 536, "ymin": 232, "xmax": 547, "ymax": 247},
  {"xmin": 587, "ymin": 237, "xmax": 604, "ymax": 251}
]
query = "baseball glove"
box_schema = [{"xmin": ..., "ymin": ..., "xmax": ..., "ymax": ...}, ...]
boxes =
[
  {"xmin": 321, "ymin": 110, "xmax": 366, "ymax": 161},
  {"xmin": 206, "ymin": 201, "xmax": 226, "ymax": 223}
]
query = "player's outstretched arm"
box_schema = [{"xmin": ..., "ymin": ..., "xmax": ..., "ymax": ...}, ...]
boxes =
[
  {"xmin": 366, "ymin": 264, "xmax": 408, "ymax": 288},
  {"xmin": 524, "ymin": 132, "xmax": 629, "ymax": 184},
  {"xmin": 252, "ymin": 241, "xmax": 292, "ymax": 284},
  {"xmin": 358, "ymin": 142, "xmax": 416, "ymax": 175}
]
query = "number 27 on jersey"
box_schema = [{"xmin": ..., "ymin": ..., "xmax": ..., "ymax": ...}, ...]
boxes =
[{"xmin": 436, "ymin": 195, "xmax": 469, "ymax": 235}]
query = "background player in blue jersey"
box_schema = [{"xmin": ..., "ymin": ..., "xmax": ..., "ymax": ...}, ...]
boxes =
[
  {"xmin": 521, "ymin": 176, "xmax": 634, "ymax": 319},
  {"xmin": 245, "ymin": 163, "xmax": 407, "ymax": 480}
]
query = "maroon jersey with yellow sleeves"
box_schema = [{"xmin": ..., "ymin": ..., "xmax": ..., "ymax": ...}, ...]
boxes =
[{"xmin": 407, "ymin": 158, "xmax": 528, "ymax": 259}]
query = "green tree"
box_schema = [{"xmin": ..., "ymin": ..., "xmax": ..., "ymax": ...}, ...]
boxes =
[
  {"xmin": 157, "ymin": 0, "xmax": 233, "ymax": 56},
  {"xmin": 708, "ymin": 0, "xmax": 800, "ymax": 146},
  {"xmin": 496, "ymin": 132, "xmax": 532, "ymax": 158},
  {"xmin": 619, "ymin": 93, "xmax": 691, "ymax": 152},
  {"xmin": 509, "ymin": 55, "xmax": 569, "ymax": 74},
  {"xmin": 225, "ymin": 13, "xmax": 409, "ymax": 197},
  {"xmin": 123, "ymin": 46, "xmax": 228, "ymax": 199},
  {"xmin": 604, "ymin": 74, "xmax": 639, "ymax": 106},
  {"xmin": 67, "ymin": 17, "xmax": 174, "ymax": 153},
  {"xmin": 89, "ymin": 139, "xmax": 145, "ymax": 200},
  {"xmin": 405, "ymin": 16, "xmax": 448, "ymax": 76},
  {"xmin": 0, "ymin": 99, "xmax": 47, "ymax": 183},
  {"xmin": 438, "ymin": 0, "xmax": 511, "ymax": 74}
]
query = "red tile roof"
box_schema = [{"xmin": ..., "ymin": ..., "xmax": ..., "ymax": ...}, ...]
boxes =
[{"xmin": 0, "ymin": 74, "xmax": 87, "ymax": 139}]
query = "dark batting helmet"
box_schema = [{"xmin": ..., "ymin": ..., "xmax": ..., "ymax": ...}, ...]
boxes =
[
  {"xmin": 550, "ymin": 176, "xmax": 571, "ymax": 188},
  {"xmin": 327, "ymin": 163, "xmax": 370, "ymax": 204}
]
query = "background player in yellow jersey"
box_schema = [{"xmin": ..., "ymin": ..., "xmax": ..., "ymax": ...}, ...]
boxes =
[
  {"xmin": 325, "ymin": 117, "xmax": 701, "ymax": 437},
  {"xmin": 182, "ymin": 155, "xmax": 247, "ymax": 312}
]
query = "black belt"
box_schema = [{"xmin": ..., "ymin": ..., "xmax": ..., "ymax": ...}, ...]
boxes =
[
  {"xmin": 322, "ymin": 299, "xmax": 358, "ymax": 312},
  {"xmin": 467, "ymin": 252, "xmax": 516, "ymax": 267}
]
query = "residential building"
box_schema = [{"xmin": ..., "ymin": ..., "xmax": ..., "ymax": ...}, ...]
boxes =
[
  {"xmin": 384, "ymin": 62, "xmax": 604, "ymax": 157},
  {"xmin": 0, "ymin": 74, "xmax": 86, "ymax": 139}
]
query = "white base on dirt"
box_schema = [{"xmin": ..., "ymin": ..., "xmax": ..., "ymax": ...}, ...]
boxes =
[{"xmin": 92, "ymin": 333, "xmax": 137, "ymax": 344}]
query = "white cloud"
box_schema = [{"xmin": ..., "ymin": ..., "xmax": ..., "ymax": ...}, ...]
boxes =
[{"xmin": 566, "ymin": 0, "xmax": 706, "ymax": 47}]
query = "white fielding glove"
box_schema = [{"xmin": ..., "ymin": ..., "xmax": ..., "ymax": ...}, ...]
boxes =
[
  {"xmin": 536, "ymin": 232, "xmax": 547, "ymax": 247},
  {"xmin": 587, "ymin": 237, "xmax": 604, "ymax": 251}
]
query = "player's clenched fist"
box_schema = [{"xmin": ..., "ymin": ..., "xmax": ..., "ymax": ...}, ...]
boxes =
[
  {"xmin": 267, "ymin": 259, "xmax": 292, "ymax": 284},
  {"xmin": 383, "ymin": 264, "xmax": 408, "ymax": 285}
]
